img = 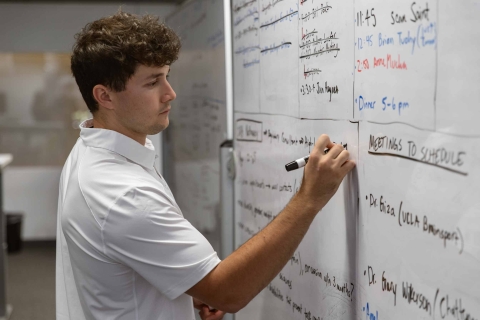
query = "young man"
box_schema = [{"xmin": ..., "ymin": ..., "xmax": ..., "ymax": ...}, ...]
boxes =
[{"xmin": 56, "ymin": 11, "xmax": 355, "ymax": 320}]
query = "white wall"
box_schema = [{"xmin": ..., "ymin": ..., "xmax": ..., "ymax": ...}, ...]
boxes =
[{"xmin": 1, "ymin": 2, "xmax": 175, "ymax": 240}]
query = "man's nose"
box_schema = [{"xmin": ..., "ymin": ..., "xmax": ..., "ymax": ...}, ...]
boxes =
[{"xmin": 162, "ymin": 82, "xmax": 176, "ymax": 103}]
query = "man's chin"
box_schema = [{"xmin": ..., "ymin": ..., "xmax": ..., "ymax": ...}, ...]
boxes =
[{"xmin": 147, "ymin": 120, "xmax": 169, "ymax": 135}]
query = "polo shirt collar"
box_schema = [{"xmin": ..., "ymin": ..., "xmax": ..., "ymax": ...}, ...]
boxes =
[{"xmin": 79, "ymin": 119, "xmax": 156, "ymax": 169}]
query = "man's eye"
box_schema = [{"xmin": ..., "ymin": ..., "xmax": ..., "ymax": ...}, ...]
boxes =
[{"xmin": 149, "ymin": 80, "xmax": 158, "ymax": 87}]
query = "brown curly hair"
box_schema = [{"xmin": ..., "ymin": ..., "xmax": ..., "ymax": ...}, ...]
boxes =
[{"xmin": 71, "ymin": 10, "xmax": 181, "ymax": 113}]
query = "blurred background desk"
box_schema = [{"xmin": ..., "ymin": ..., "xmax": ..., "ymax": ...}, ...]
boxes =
[{"xmin": 0, "ymin": 154, "xmax": 13, "ymax": 319}]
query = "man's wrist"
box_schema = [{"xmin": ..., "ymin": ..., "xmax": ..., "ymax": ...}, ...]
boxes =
[{"xmin": 290, "ymin": 192, "xmax": 324, "ymax": 217}]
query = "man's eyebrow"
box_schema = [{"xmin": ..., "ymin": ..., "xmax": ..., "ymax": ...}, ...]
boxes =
[{"xmin": 144, "ymin": 73, "xmax": 164, "ymax": 80}]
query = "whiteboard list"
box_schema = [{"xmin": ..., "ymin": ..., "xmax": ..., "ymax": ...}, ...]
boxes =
[{"xmin": 232, "ymin": 0, "xmax": 480, "ymax": 319}]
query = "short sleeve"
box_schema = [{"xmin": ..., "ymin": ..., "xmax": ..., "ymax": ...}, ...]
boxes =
[{"xmin": 103, "ymin": 186, "xmax": 221, "ymax": 300}]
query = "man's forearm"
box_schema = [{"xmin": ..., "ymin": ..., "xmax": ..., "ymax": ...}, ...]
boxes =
[
  {"xmin": 188, "ymin": 193, "xmax": 323, "ymax": 312},
  {"xmin": 186, "ymin": 136, "xmax": 354, "ymax": 313}
]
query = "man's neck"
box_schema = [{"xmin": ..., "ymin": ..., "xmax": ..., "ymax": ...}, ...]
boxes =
[{"xmin": 92, "ymin": 117, "xmax": 147, "ymax": 146}]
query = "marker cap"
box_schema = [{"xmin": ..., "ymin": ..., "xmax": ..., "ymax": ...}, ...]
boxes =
[{"xmin": 285, "ymin": 161, "xmax": 299, "ymax": 172}]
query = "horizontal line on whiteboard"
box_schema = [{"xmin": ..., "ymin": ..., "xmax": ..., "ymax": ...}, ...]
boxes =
[
  {"xmin": 233, "ymin": 0, "xmax": 257, "ymax": 13},
  {"xmin": 260, "ymin": 42, "xmax": 292, "ymax": 53},
  {"xmin": 298, "ymin": 117, "xmax": 355, "ymax": 122},
  {"xmin": 234, "ymin": 111, "xmax": 354, "ymax": 122},
  {"xmin": 232, "ymin": 115, "xmax": 480, "ymax": 138},
  {"xmin": 366, "ymin": 120, "xmax": 432, "ymax": 132},
  {"xmin": 235, "ymin": 110, "xmax": 300, "ymax": 119},
  {"xmin": 299, "ymin": 37, "xmax": 338, "ymax": 49},
  {"xmin": 299, "ymin": 48, "xmax": 340, "ymax": 59},
  {"xmin": 236, "ymin": 138, "xmax": 263, "ymax": 142},
  {"xmin": 236, "ymin": 118, "xmax": 263, "ymax": 123},
  {"xmin": 259, "ymin": 10, "xmax": 298, "ymax": 28},
  {"xmin": 366, "ymin": 120, "xmax": 480, "ymax": 138},
  {"xmin": 367, "ymin": 151, "xmax": 468, "ymax": 176}
]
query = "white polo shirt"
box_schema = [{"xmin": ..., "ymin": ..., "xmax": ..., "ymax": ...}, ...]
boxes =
[{"xmin": 56, "ymin": 119, "xmax": 221, "ymax": 320}]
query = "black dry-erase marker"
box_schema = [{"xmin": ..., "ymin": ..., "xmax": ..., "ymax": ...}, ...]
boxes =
[
  {"xmin": 285, "ymin": 155, "xmax": 310, "ymax": 172},
  {"xmin": 285, "ymin": 144, "xmax": 347, "ymax": 172}
]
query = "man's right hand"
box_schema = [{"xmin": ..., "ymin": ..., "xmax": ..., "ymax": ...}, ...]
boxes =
[
  {"xmin": 193, "ymin": 298, "xmax": 225, "ymax": 320},
  {"xmin": 296, "ymin": 134, "xmax": 355, "ymax": 213}
]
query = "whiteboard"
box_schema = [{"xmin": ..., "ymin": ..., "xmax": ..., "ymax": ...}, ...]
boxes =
[
  {"xmin": 165, "ymin": 0, "xmax": 227, "ymax": 252},
  {"xmin": 233, "ymin": 0, "xmax": 480, "ymax": 319}
]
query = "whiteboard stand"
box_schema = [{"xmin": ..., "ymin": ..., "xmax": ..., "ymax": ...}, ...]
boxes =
[
  {"xmin": 0, "ymin": 154, "xmax": 13, "ymax": 319},
  {"xmin": 219, "ymin": 141, "xmax": 235, "ymax": 320}
]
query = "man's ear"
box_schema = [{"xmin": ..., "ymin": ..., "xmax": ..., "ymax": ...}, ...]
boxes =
[{"xmin": 92, "ymin": 85, "xmax": 115, "ymax": 111}]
